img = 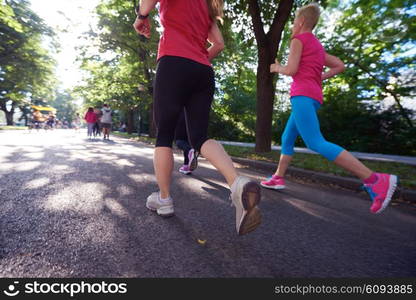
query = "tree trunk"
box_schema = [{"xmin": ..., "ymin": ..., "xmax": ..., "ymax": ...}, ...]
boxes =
[
  {"xmin": 1, "ymin": 101, "xmax": 15, "ymax": 126},
  {"xmin": 5, "ymin": 110, "xmax": 14, "ymax": 125},
  {"xmin": 249, "ymin": 0, "xmax": 294, "ymax": 152},
  {"xmin": 255, "ymin": 48, "xmax": 276, "ymax": 152},
  {"xmin": 148, "ymin": 101, "xmax": 156, "ymax": 138},
  {"xmin": 127, "ymin": 109, "xmax": 134, "ymax": 134}
]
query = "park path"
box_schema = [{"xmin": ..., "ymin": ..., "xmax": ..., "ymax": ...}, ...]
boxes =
[{"xmin": 0, "ymin": 129, "xmax": 415, "ymax": 277}]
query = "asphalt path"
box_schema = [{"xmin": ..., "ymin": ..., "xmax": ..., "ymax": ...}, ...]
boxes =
[{"xmin": 0, "ymin": 129, "xmax": 415, "ymax": 277}]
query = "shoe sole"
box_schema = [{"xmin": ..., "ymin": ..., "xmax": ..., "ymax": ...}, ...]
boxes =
[
  {"xmin": 146, "ymin": 203, "xmax": 175, "ymax": 218},
  {"xmin": 238, "ymin": 181, "xmax": 261, "ymax": 235},
  {"xmin": 239, "ymin": 207, "xmax": 261, "ymax": 235},
  {"xmin": 188, "ymin": 150, "xmax": 198, "ymax": 171},
  {"xmin": 376, "ymin": 175, "xmax": 398, "ymax": 214},
  {"xmin": 179, "ymin": 170, "xmax": 192, "ymax": 175},
  {"xmin": 260, "ymin": 182, "xmax": 286, "ymax": 190}
]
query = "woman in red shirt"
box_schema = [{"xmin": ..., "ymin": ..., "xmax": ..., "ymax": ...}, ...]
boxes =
[
  {"xmin": 84, "ymin": 107, "xmax": 97, "ymax": 139},
  {"xmin": 134, "ymin": 0, "xmax": 261, "ymax": 235}
]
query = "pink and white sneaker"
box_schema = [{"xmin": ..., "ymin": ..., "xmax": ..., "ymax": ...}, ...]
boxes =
[
  {"xmin": 362, "ymin": 173, "xmax": 398, "ymax": 214},
  {"xmin": 179, "ymin": 165, "xmax": 192, "ymax": 175},
  {"xmin": 260, "ymin": 175, "xmax": 286, "ymax": 190}
]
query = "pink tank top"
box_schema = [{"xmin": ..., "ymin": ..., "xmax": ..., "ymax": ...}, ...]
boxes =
[{"xmin": 290, "ymin": 32, "xmax": 325, "ymax": 104}]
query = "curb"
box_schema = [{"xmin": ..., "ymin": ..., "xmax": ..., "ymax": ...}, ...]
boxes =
[{"xmin": 231, "ymin": 156, "xmax": 416, "ymax": 204}]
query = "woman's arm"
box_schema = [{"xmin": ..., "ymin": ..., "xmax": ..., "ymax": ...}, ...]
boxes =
[
  {"xmin": 207, "ymin": 22, "xmax": 225, "ymax": 61},
  {"xmin": 133, "ymin": 0, "xmax": 158, "ymax": 38},
  {"xmin": 137, "ymin": 0, "xmax": 158, "ymax": 16},
  {"xmin": 270, "ymin": 39, "xmax": 303, "ymax": 76},
  {"xmin": 322, "ymin": 53, "xmax": 345, "ymax": 80}
]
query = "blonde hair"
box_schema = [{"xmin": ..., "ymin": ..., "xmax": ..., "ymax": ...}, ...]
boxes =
[
  {"xmin": 295, "ymin": 2, "xmax": 320, "ymax": 30},
  {"xmin": 206, "ymin": 0, "xmax": 224, "ymax": 22}
]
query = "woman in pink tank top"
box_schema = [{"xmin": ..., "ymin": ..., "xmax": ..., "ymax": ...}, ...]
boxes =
[{"xmin": 261, "ymin": 3, "xmax": 398, "ymax": 214}]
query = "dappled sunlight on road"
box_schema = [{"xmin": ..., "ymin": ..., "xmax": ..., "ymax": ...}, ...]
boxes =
[
  {"xmin": 51, "ymin": 164, "xmax": 76, "ymax": 173},
  {"xmin": 105, "ymin": 198, "xmax": 130, "ymax": 218},
  {"xmin": 24, "ymin": 177, "xmax": 50, "ymax": 189},
  {"xmin": 127, "ymin": 173, "xmax": 154, "ymax": 183},
  {"xmin": 281, "ymin": 196, "xmax": 333, "ymax": 222},
  {"xmin": 1, "ymin": 161, "xmax": 42, "ymax": 172},
  {"xmin": 22, "ymin": 151, "xmax": 45, "ymax": 160},
  {"xmin": 42, "ymin": 182, "xmax": 109, "ymax": 214},
  {"xmin": 176, "ymin": 175, "xmax": 231, "ymax": 206}
]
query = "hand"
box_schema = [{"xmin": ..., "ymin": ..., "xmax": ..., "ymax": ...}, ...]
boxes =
[
  {"xmin": 133, "ymin": 17, "xmax": 151, "ymax": 38},
  {"xmin": 270, "ymin": 59, "xmax": 281, "ymax": 73}
]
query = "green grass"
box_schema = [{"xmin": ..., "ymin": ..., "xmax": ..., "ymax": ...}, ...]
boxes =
[
  {"xmin": 112, "ymin": 132, "xmax": 416, "ymax": 190},
  {"xmin": 112, "ymin": 131, "xmax": 156, "ymax": 144},
  {"xmin": 0, "ymin": 125, "xmax": 28, "ymax": 130}
]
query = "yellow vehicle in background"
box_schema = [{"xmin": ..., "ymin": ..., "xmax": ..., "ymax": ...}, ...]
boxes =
[{"xmin": 29, "ymin": 105, "xmax": 57, "ymax": 131}]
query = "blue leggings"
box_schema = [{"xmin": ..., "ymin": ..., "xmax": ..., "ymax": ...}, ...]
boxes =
[{"xmin": 281, "ymin": 96, "xmax": 344, "ymax": 161}]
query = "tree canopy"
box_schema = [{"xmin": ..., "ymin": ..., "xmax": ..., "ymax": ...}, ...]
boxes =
[{"xmin": 0, "ymin": 0, "xmax": 58, "ymax": 125}]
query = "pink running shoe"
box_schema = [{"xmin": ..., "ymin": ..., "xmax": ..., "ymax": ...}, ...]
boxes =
[
  {"xmin": 260, "ymin": 175, "xmax": 286, "ymax": 190},
  {"xmin": 179, "ymin": 165, "xmax": 192, "ymax": 175},
  {"xmin": 362, "ymin": 173, "xmax": 398, "ymax": 214}
]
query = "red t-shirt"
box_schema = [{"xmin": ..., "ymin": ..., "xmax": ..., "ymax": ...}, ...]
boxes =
[
  {"xmin": 157, "ymin": 0, "xmax": 212, "ymax": 66},
  {"xmin": 84, "ymin": 111, "xmax": 97, "ymax": 123}
]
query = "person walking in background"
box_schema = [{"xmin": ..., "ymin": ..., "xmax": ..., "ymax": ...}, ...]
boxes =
[
  {"xmin": 260, "ymin": 3, "xmax": 398, "ymax": 214},
  {"xmin": 46, "ymin": 112, "xmax": 56, "ymax": 130},
  {"xmin": 32, "ymin": 109, "xmax": 45, "ymax": 130},
  {"xmin": 93, "ymin": 108, "xmax": 102, "ymax": 137},
  {"xmin": 72, "ymin": 113, "xmax": 81, "ymax": 132},
  {"xmin": 133, "ymin": 0, "xmax": 261, "ymax": 235},
  {"xmin": 101, "ymin": 104, "xmax": 112, "ymax": 140},
  {"xmin": 84, "ymin": 107, "xmax": 97, "ymax": 139}
]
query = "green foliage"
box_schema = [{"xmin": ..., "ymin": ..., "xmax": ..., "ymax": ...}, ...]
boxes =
[
  {"xmin": 75, "ymin": 0, "xmax": 159, "ymax": 132},
  {"xmin": 49, "ymin": 90, "xmax": 78, "ymax": 124},
  {"xmin": 313, "ymin": 0, "xmax": 416, "ymax": 154},
  {"xmin": 75, "ymin": 0, "xmax": 414, "ymax": 155},
  {"xmin": 0, "ymin": 0, "xmax": 58, "ymax": 124},
  {"xmin": 209, "ymin": 15, "xmax": 258, "ymax": 141}
]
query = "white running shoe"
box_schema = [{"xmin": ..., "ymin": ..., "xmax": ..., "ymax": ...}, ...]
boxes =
[
  {"xmin": 146, "ymin": 192, "xmax": 174, "ymax": 217},
  {"xmin": 231, "ymin": 176, "xmax": 261, "ymax": 235}
]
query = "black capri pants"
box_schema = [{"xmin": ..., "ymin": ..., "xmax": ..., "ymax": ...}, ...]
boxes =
[{"xmin": 153, "ymin": 56, "xmax": 214, "ymax": 151}]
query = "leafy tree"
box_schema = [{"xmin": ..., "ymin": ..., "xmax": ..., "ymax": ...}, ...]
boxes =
[
  {"xmin": 322, "ymin": 0, "xmax": 415, "ymax": 128},
  {"xmin": 49, "ymin": 90, "xmax": 78, "ymax": 125},
  {"xmin": 76, "ymin": 0, "xmax": 159, "ymax": 135},
  {"xmin": 314, "ymin": 0, "xmax": 416, "ymax": 155},
  {"xmin": 0, "ymin": 0, "xmax": 57, "ymax": 125}
]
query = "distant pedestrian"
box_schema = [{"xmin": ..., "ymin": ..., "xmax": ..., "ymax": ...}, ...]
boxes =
[
  {"xmin": 31, "ymin": 109, "xmax": 45, "ymax": 130},
  {"xmin": 93, "ymin": 108, "xmax": 102, "ymax": 137},
  {"xmin": 101, "ymin": 104, "xmax": 112, "ymax": 140},
  {"xmin": 72, "ymin": 113, "xmax": 81, "ymax": 131},
  {"xmin": 46, "ymin": 112, "xmax": 56, "ymax": 130},
  {"xmin": 84, "ymin": 107, "xmax": 97, "ymax": 139}
]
